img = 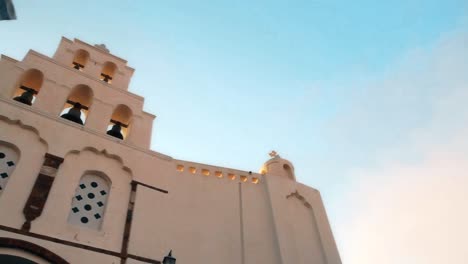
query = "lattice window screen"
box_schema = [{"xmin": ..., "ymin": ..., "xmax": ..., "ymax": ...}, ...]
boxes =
[
  {"xmin": 0, "ymin": 144, "xmax": 19, "ymax": 197},
  {"xmin": 67, "ymin": 173, "xmax": 110, "ymax": 230}
]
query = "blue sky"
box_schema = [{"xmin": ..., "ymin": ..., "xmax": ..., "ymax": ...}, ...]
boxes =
[{"xmin": 1, "ymin": 1, "xmax": 468, "ymax": 263}]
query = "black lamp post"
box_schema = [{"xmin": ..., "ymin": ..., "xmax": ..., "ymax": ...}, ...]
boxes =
[{"xmin": 162, "ymin": 250, "xmax": 176, "ymax": 264}]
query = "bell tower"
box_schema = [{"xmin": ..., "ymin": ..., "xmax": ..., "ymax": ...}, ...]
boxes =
[
  {"xmin": 1, "ymin": 37, "xmax": 156, "ymax": 148},
  {"xmin": 46, "ymin": 37, "xmax": 155, "ymax": 148}
]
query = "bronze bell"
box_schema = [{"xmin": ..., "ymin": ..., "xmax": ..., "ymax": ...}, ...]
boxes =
[
  {"xmin": 13, "ymin": 88, "xmax": 35, "ymax": 105},
  {"xmin": 101, "ymin": 73, "xmax": 112, "ymax": 83},
  {"xmin": 61, "ymin": 102, "xmax": 84, "ymax": 125},
  {"xmin": 107, "ymin": 122, "xmax": 124, "ymax": 139}
]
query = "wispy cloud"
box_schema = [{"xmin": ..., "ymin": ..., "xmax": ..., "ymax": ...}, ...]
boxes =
[{"xmin": 333, "ymin": 25, "xmax": 468, "ymax": 264}]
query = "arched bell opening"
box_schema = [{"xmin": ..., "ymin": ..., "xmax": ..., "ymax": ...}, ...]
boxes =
[
  {"xmin": 72, "ymin": 49, "xmax": 90, "ymax": 71},
  {"xmin": 60, "ymin": 85, "xmax": 93, "ymax": 125},
  {"xmin": 12, "ymin": 69, "xmax": 44, "ymax": 106},
  {"xmin": 106, "ymin": 104, "xmax": 132, "ymax": 140},
  {"xmin": 100, "ymin": 61, "xmax": 117, "ymax": 84}
]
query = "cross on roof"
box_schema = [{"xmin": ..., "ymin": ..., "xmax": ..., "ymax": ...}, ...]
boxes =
[{"xmin": 269, "ymin": 150, "xmax": 279, "ymax": 158}]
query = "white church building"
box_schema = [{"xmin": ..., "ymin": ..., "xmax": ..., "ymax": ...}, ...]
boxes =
[{"xmin": 0, "ymin": 37, "xmax": 342, "ymax": 264}]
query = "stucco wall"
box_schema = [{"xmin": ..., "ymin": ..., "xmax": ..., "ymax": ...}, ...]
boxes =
[
  {"xmin": 129, "ymin": 166, "xmax": 243, "ymax": 263},
  {"xmin": 241, "ymin": 177, "xmax": 282, "ymax": 264}
]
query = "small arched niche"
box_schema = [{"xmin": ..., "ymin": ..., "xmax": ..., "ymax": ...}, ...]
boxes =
[
  {"xmin": 72, "ymin": 49, "xmax": 90, "ymax": 71},
  {"xmin": 100, "ymin": 61, "xmax": 117, "ymax": 84},
  {"xmin": 106, "ymin": 104, "xmax": 132, "ymax": 140},
  {"xmin": 283, "ymin": 164, "xmax": 295, "ymax": 180},
  {"xmin": 12, "ymin": 69, "xmax": 44, "ymax": 106},
  {"xmin": 60, "ymin": 85, "xmax": 93, "ymax": 125}
]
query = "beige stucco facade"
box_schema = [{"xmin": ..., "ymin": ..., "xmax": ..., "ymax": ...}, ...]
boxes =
[{"xmin": 0, "ymin": 37, "xmax": 341, "ymax": 264}]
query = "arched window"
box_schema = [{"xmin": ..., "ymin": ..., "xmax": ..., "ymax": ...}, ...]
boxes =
[
  {"xmin": 0, "ymin": 238, "xmax": 69, "ymax": 263},
  {"xmin": 100, "ymin": 62, "xmax": 117, "ymax": 84},
  {"xmin": 106, "ymin": 104, "xmax": 132, "ymax": 140},
  {"xmin": 68, "ymin": 172, "xmax": 110, "ymax": 230},
  {"xmin": 12, "ymin": 69, "xmax": 44, "ymax": 106},
  {"xmin": 0, "ymin": 143, "xmax": 19, "ymax": 198},
  {"xmin": 72, "ymin": 49, "xmax": 90, "ymax": 71},
  {"xmin": 60, "ymin": 85, "xmax": 93, "ymax": 125}
]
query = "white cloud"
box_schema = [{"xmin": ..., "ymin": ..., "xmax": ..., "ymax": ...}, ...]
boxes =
[
  {"xmin": 341, "ymin": 147, "xmax": 468, "ymax": 264},
  {"xmin": 334, "ymin": 26, "xmax": 468, "ymax": 264}
]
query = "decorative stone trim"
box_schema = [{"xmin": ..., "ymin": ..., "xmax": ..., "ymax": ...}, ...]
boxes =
[
  {"xmin": 0, "ymin": 106, "xmax": 173, "ymax": 162},
  {"xmin": 120, "ymin": 181, "xmax": 137, "ymax": 264},
  {"xmin": 22, "ymin": 153, "xmax": 64, "ymax": 231},
  {"xmin": 286, "ymin": 190, "xmax": 312, "ymax": 208},
  {"xmin": 68, "ymin": 147, "xmax": 133, "ymax": 175},
  {"xmin": 0, "ymin": 115, "xmax": 48, "ymax": 148}
]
